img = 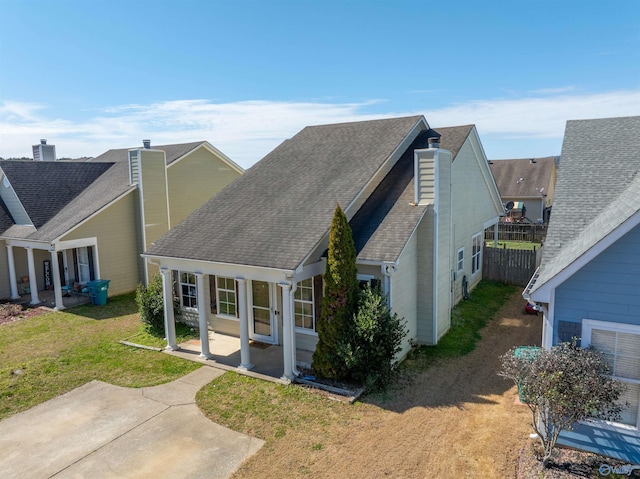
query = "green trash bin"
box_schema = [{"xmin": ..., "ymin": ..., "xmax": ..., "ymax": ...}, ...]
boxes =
[
  {"xmin": 514, "ymin": 346, "xmax": 541, "ymax": 402},
  {"xmin": 87, "ymin": 280, "xmax": 110, "ymax": 306}
]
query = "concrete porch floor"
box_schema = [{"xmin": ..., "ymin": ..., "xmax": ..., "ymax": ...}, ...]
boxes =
[
  {"xmin": 166, "ymin": 331, "xmax": 313, "ymax": 383},
  {"xmin": 12, "ymin": 288, "xmax": 91, "ymax": 309}
]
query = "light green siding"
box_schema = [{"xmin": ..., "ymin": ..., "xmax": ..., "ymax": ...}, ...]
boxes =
[
  {"xmin": 416, "ymin": 210, "xmax": 435, "ymax": 343},
  {"xmin": 167, "ymin": 146, "xmax": 241, "ymax": 227},
  {"xmin": 435, "ymin": 151, "xmax": 452, "ymax": 341},
  {"xmin": 60, "ymin": 192, "xmax": 141, "ymax": 296},
  {"xmin": 391, "ymin": 232, "xmax": 418, "ymax": 358},
  {"xmin": 451, "ymin": 134, "xmax": 501, "ymax": 304}
]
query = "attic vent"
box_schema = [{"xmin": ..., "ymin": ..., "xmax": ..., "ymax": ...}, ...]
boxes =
[{"xmin": 128, "ymin": 150, "xmax": 140, "ymax": 184}]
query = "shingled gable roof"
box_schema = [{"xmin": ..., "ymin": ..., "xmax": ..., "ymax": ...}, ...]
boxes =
[
  {"xmin": 0, "ymin": 162, "xmax": 113, "ymax": 228},
  {"xmin": 91, "ymin": 141, "xmax": 206, "ymax": 165},
  {"xmin": 146, "ymin": 115, "xmax": 425, "ymax": 270},
  {"xmin": 489, "ymin": 156, "xmax": 556, "ymax": 198},
  {"xmin": 528, "ymin": 116, "xmax": 640, "ymax": 297},
  {"xmin": 0, "ymin": 140, "xmax": 227, "ymax": 242},
  {"xmin": 352, "ymin": 125, "xmax": 473, "ymax": 262}
]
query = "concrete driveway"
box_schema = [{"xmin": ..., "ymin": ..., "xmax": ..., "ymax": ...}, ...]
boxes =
[{"xmin": 0, "ymin": 367, "xmax": 264, "ymax": 479}]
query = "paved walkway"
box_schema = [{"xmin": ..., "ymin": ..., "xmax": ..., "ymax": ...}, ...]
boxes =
[{"xmin": 0, "ymin": 367, "xmax": 264, "ymax": 479}]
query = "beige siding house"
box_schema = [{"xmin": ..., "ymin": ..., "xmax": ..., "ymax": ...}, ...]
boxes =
[
  {"xmin": 144, "ymin": 116, "xmax": 503, "ymax": 380},
  {"xmin": 0, "ymin": 141, "xmax": 242, "ymax": 307}
]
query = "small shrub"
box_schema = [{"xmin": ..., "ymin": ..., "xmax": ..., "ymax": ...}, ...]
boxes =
[
  {"xmin": 135, "ymin": 275, "xmax": 166, "ymax": 335},
  {"xmin": 500, "ymin": 339, "xmax": 627, "ymax": 466},
  {"xmin": 347, "ymin": 285, "xmax": 407, "ymax": 392}
]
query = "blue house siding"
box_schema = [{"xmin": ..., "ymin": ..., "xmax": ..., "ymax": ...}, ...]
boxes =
[
  {"xmin": 558, "ymin": 423, "xmax": 640, "ymax": 465},
  {"xmin": 553, "ymin": 224, "xmax": 640, "ymax": 345},
  {"xmin": 552, "ymin": 224, "xmax": 640, "ymax": 465}
]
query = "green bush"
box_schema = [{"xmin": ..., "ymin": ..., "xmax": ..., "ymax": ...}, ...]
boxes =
[
  {"xmin": 135, "ymin": 275, "xmax": 166, "ymax": 335},
  {"xmin": 348, "ymin": 285, "xmax": 407, "ymax": 392},
  {"xmin": 313, "ymin": 204, "xmax": 359, "ymax": 380}
]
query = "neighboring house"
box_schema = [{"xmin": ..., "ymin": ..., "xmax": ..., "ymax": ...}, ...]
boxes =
[
  {"xmin": 144, "ymin": 115, "xmax": 503, "ymax": 380},
  {"xmin": 524, "ymin": 116, "xmax": 640, "ymax": 464},
  {"xmin": 0, "ymin": 140, "xmax": 243, "ymax": 309},
  {"xmin": 489, "ymin": 156, "xmax": 557, "ymax": 223}
]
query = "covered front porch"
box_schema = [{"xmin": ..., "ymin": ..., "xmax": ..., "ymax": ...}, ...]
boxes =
[
  {"xmin": 11, "ymin": 287, "xmax": 91, "ymax": 309},
  {"xmin": 167, "ymin": 331, "xmax": 313, "ymax": 382},
  {"xmin": 5, "ymin": 238, "xmax": 99, "ymax": 310}
]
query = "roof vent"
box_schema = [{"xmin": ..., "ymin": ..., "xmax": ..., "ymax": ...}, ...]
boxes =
[
  {"xmin": 428, "ymin": 137, "xmax": 440, "ymax": 149},
  {"xmin": 143, "ymin": 139, "xmax": 151, "ymax": 149},
  {"xmin": 530, "ymin": 158, "xmax": 536, "ymax": 164}
]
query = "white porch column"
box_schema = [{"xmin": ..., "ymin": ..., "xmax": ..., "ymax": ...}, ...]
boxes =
[
  {"xmin": 195, "ymin": 272, "xmax": 212, "ymax": 359},
  {"xmin": 493, "ymin": 222, "xmax": 499, "ymax": 247},
  {"xmin": 289, "ymin": 283, "xmax": 299, "ymax": 377},
  {"xmin": 160, "ymin": 267, "xmax": 178, "ymax": 350},
  {"xmin": 25, "ymin": 247, "xmax": 40, "ymax": 305},
  {"xmin": 50, "ymin": 250, "xmax": 64, "ymax": 310},
  {"xmin": 236, "ymin": 278, "xmax": 253, "ymax": 370},
  {"xmin": 280, "ymin": 282, "xmax": 294, "ymax": 380},
  {"xmin": 6, "ymin": 245, "xmax": 19, "ymax": 299}
]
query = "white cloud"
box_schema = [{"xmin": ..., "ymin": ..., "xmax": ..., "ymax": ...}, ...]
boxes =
[{"xmin": 1, "ymin": 89, "xmax": 638, "ymax": 167}]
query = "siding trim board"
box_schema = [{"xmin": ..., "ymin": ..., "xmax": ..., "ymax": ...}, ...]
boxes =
[
  {"xmin": 167, "ymin": 142, "xmax": 244, "ymax": 175},
  {"xmin": 531, "ymin": 206, "xmax": 640, "ymax": 304}
]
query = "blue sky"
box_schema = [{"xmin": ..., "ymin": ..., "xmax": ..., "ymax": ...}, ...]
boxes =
[{"xmin": 1, "ymin": 0, "xmax": 639, "ymax": 167}]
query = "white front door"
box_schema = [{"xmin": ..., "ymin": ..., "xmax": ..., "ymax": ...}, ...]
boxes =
[{"xmin": 249, "ymin": 280, "xmax": 277, "ymax": 344}]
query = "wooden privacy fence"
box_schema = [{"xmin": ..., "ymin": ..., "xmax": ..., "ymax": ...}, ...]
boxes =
[
  {"xmin": 482, "ymin": 246, "xmax": 540, "ymax": 286},
  {"xmin": 484, "ymin": 223, "xmax": 547, "ymax": 243}
]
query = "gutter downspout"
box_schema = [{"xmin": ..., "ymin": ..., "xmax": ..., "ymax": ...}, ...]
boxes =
[{"xmin": 381, "ymin": 262, "xmax": 396, "ymax": 307}]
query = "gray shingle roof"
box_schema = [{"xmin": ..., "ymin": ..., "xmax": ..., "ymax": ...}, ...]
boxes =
[
  {"xmin": 0, "ymin": 141, "xmax": 212, "ymax": 242},
  {"xmin": 0, "ymin": 161, "xmax": 113, "ymax": 228},
  {"xmin": 92, "ymin": 141, "xmax": 205, "ymax": 165},
  {"xmin": 489, "ymin": 156, "xmax": 556, "ymax": 198},
  {"xmin": 435, "ymin": 124, "xmax": 474, "ymax": 160},
  {"xmin": 529, "ymin": 116, "xmax": 640, "ymax": 294},
  {"xmin": 352, "ymin": 126, "xmax": 472, "ymax": 262},
  {"xmin": 146, "ymin": 116, "xmax": 425, "ymax": 270}
]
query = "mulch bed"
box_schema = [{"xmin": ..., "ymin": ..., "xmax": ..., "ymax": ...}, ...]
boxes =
[
  {"xmin": 518, "ymin": 442, "xmax": 640, "ymax": 478},
  {"xmin": 0, "ymin": 303, "xmax": 48, "ymax": 326}
]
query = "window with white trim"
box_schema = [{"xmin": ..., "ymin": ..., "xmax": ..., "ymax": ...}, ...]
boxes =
[
  {"xmin": 294, "ymin": 278, "xmax": 315, "ymax": 332},
  {"xmin": 583, "ymin": 320, "xmax": 640, "ymax": 429},
  {"xmin": 358, "ymin": 274, "xmax": 381, "ymax": 291},
  {"xmin": 471, "ymin": 233, "xmax": 482, "ymax": 274},
  {"xmin": 216, "ymin": 276, "xmax": 237, "ymax": 318},
  {"xmin": 77, "ymin": 247, "xmax": 91, "ymax": 283},
  {"xmin": 456, "ymin": 247, "xmax": 464, "ymax": 273},
  {"xmin": 179, "ymin": 272, "xmax": 197, "ymax": 309}
]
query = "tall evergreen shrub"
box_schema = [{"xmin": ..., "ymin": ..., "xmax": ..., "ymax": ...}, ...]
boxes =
[{"xmin": 312, "ymin": 204, "xmax": 359, "ymax": 379}]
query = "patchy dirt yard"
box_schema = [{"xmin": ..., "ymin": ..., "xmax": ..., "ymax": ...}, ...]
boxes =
[
  {"xmin": 0, "ymin": 303, "xmax": 48, "ymax": 326},
  {"xmin": 233, "ymin": 291, "xmax": 543, "ymax": 479}
]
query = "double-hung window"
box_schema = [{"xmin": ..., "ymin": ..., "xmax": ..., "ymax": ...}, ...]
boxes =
[
  {"xmin": 582, "ymin": 319, "xmax": 640, "ymax": 429},
  {"xmin": 179, "ymin": 272, "xmax": 197, "ymax": 309},
  {"xmin": 216, "ymin": 276, "xmax": 237, "ymax": 318},
  {"xmin": 294, "ymin": 278, "xmax": 315, "ymax": 332},
  {"xmin": 456, "ymin": 247, "xmax": 464, "ymax": 274},
  {"xmin": 471, "ymin": 233, "xmax": 482, "ymax": 274}
]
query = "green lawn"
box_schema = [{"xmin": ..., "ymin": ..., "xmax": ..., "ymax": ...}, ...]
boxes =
[
  {"xmin": 485, "ymin": 240, "xmax": 542, "ymax": 251},
  {"xmin": 403, "ymin": 280, "xmax": 516, "ymax": 370},
  {"xmin": 0, "ymin": 293, "xmax": 199, "ymax": 421}
]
